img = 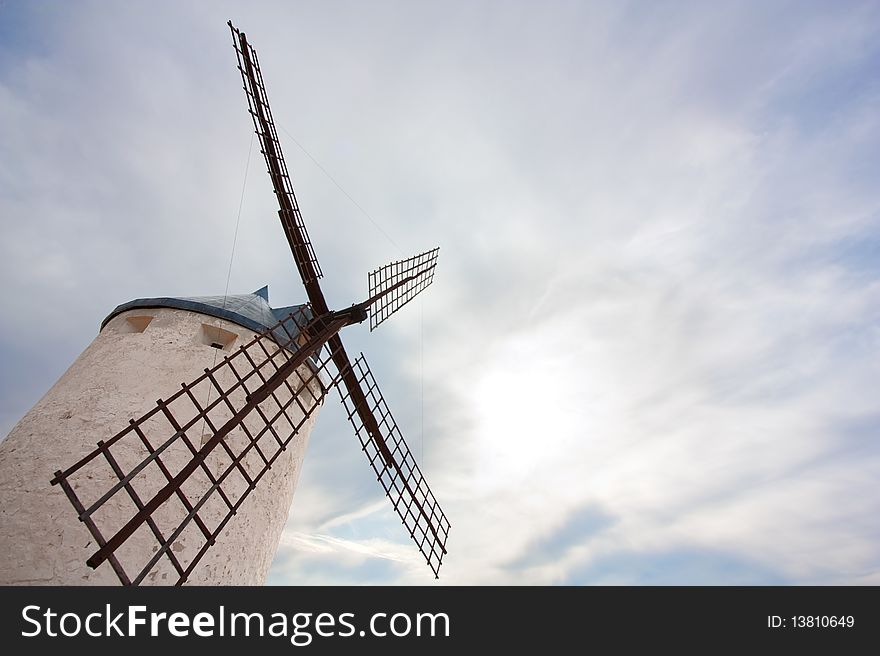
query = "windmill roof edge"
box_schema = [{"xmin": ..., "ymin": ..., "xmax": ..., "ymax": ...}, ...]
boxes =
[{"xmin": 100, "ymin": 291, "xmax": 310, "ymax": 338}]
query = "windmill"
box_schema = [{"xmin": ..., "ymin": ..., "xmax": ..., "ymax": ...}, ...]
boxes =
[{"xmin": 45, "ymin": 21, "xmax": 450, "ymax": 585}]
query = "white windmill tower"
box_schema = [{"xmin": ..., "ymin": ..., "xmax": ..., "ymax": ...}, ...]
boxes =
[{"xmin": 0, "ymin": 22, "xmax": 449, "ymax": 586}]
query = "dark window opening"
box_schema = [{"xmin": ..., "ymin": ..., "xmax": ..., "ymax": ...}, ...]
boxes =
[{"xmin": 200, "ymin": 323, "xmax": 238, "ymax": 351}]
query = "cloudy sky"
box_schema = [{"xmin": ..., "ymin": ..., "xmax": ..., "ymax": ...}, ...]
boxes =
[{"xmin": 2, "ymin": 0, "xmax": 879, "ymax": 585}]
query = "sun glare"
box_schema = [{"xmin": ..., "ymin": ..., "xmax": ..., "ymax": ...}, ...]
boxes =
[{"xmin": 471, "ymin": 333, "xmax": 587, "ymax": 491}]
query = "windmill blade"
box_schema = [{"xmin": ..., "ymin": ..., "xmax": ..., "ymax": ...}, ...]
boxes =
[
  {"xmin": 366, "ymin": 247, "xmax": 439, "ymax": 331},
  {"xmin": 50, "ymin": 306, "xmax": 345, "ymax": 586},
  {"xmin": 229, "ymin": 22, "xmax": 324, "ymax": 294},
  {"xmin": 334, "ymin": 351, "xmax": 450, "ymax": 577}
]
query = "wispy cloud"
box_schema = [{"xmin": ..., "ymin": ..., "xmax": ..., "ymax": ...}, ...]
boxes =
[{"xmin": 279, "ymin": 531, "xmax": 419, "ymax": 565}]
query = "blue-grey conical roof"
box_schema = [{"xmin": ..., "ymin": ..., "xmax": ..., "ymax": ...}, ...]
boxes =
[{"xmin": 101, "ymin": 287, "xmax": 312, "ymax": 345}]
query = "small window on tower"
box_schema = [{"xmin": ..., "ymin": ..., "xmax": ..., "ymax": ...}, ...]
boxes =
[
  {"xmin": 200, "ymin": 323, "xmax": 238, "ymax": 351},
  {"xmin": 121, "ymin": 315, "xmax": 154, "ymax": 333}
]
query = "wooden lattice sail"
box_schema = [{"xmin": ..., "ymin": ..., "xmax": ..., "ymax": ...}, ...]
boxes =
[{"xmin": 50, "ymin": 21, "xmax": 449, "ymax": 584}]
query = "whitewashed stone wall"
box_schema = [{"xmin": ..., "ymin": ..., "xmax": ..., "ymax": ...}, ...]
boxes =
[{"xmin": 0, "ymin": 307, "xmax": 321, "ymax": 585}]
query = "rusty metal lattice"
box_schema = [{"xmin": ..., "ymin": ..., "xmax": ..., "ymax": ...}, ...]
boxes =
[
  {"xmin": 230, "ymin": 23, "xmax": 323, "ymax": 284},
  {"xmin": 47, "ymin": 21, "xmax": 451, "ymax": 585},
  {"xmin": 50, "ymin": 306, "xmax": 341, "ymax": 586},
  {"xmin": 338, "ymin": 355, "xmax": 450, "ymax": 577},
  {"xmin": 367, "ymin": 247, "xmax": 439, "ymax": 331}
]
